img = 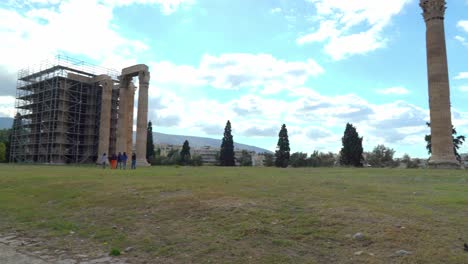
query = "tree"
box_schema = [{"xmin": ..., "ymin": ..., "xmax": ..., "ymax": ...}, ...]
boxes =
[
  {"xmin": 190, "ymin": 155, "xmax": 203, "ymax": 166},
  {"xmin": 219, "ymin": 120, "xmax": 235, "ymax": 166},
  {"xmin": 0, "ymin": 142, "xmax": 5, "ymax": 162},
  {"xmin": 339, "ymin": 123, "xmax": 363, "ymax": 167},
  {"xmin": 0, "ymin": 129, "xmax": 11, "ymax": 162},
  {"xmin": 239, "ymin": 150, "xmax": 253, "ymax": 166},
  {"xmin": 263, "ymin": 153, "xmax": 275, "ymax": 167},
  {"xmin": 424, "ymin": 122, "xmax": 465, "ymax": 162},
  {"xmin": 367, "ymin": 145, "xmax": 396, "ymax": 168},
  {"xmin": 180, "ymin": 140, "xmax": 191, "ymax": 165},
  {"xmin": 401, "ymin": 154, "xmax": 419, "ymax": 169},
  {"xmin": 311, "ymin": 151, "xmax": 336, "ymax": 167},
  {"xmin": 146, "ymin": 121, "xmax": 155, "ymax": 160},
  {"xmin": 275, "ymin": 124, "xmax": 290, "ymax": 168},
  {"xmin": 290, "ymin": 152, "xmax": 308, "ymax": 167}
]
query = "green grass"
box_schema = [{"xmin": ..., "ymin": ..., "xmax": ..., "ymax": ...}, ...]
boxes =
[{"xmin": 0, "ymin": 164, "xmax": 467, "ymax": 263}]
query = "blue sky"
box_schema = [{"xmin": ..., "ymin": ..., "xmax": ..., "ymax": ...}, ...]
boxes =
[{"xmin": 0, "ymin": 0, "xmax": 467, "ymax": 158}]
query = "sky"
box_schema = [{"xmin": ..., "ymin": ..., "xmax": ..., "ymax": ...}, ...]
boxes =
[{"xmin": 0, "ymin": 0, "xmax": 468, "ymax": 158}]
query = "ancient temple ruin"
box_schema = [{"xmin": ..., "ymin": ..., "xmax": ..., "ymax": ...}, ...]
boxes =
[{"xmin": 9, "ymin": 55, "xmax": 150, "ymax": 165}]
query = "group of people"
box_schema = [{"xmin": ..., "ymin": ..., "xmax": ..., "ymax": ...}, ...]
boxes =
[{"xmin": 100, "ymin": 152, "xmax": 137, "ymax": 169}]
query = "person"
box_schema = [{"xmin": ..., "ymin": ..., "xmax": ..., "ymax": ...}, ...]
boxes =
[
  {"xmin": 110, "ymin": 153, "xmax": 117, "ymax": 169},
  {"xmin": 131, "ymin": 152, "xmax": 136, "ymax": 169},
  {"xmin": 100, "ymin": 153, "xmax": 108, "ymax": 169},
  {"xmin": 117, "ymin": 152, "xmax": 122, "ymax": 169},
  {"xmin": 122, "ymin": 152, "xmax": 128, "ymax": 170}
]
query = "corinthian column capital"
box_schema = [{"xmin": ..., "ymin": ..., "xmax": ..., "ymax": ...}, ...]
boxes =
[{"xmin": 420, "ymin": 0, "xmax": 446, "ymax": 22}]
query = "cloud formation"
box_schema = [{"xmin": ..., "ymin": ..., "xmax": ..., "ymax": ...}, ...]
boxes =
[
  {"xmin": 151, "ymin": 53, "xmax": 324, "ymax": 94},
  {"xmin": 297, "ymin": 0, "xmax": 411, "ymax": 60}
]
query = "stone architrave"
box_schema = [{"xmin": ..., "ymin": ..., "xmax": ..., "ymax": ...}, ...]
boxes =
[
  {"xmin": 97, "ymin": 76, "xmax": 113, "ymax": 160},
  {"xmin": 135, "ymin": 70, "xmax": 150, "ymax": 166},
  {"xmin": 420, "ymin": 0, "xmax": 459, "ymax": 169}
]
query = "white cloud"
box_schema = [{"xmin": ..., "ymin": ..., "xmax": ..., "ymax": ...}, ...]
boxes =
[
  {"xmin": 270, "ymin": 7, "xmax": 282, "ymax": 14},
  {"xmin": 0, "ymin": 1, "xmax": 151, "ymax": 92},
  {"xmin": 0, "ymin": 96, "xmax": 17, "ymax": 117},
  {"xmin": 0, "ymin": 0, "xmax": 194, "ymax": 95},
  {"xmin": 460, "ymin": 86, "xmax": 468, "ymax": 92},
  {"xmin": 298, "ymin": 0, "xmax": 411, "ymax": 60},
  {"xmin": 151, "ymin": 53, "xmax": 324, "ymax": 94},
  {"xmin": 455, "ymin": 35, "xmax": 468, "ymax": 47},
  {"xmin": 103, "ymin": 0, "xmax": 195, "ymax": 15},
  {"xmin": 455, "ymin": 72, "xmax": 468, "ymax": 80},
  {"xmin": 457, "ymin": 20, "xmax": 468, "ymax": 32},
  {"xmin": 376, "ymin": 87, "xmax": 409, "ymax": 95},
  {"xmin": 144, "ymin": 62, "xmax": 458, "ymax": 157}
]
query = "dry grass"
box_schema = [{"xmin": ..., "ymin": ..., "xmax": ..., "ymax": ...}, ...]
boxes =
[{"xmin": 0, "ymin": 164, "xmax": 467, "ymax": 263}]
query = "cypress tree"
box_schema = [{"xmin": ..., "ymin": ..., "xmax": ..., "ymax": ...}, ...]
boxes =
[
  {"xmin": 219, "ymin": 120, "xmax": 235, "ymax": 166},
  {"xmin": 180, "ymin": 140, "xmax": 191, "ymax": 165},
  {"xmin": 275, "ymin": 124, "xmax": 290, "ymax": 168},
  {"xmin": 339, "ymin": 123, "xmax": 363, "ymax": 167},
  {"xmin": 146, "ymin": 121, "xmax": 155, "ymax": 160}
]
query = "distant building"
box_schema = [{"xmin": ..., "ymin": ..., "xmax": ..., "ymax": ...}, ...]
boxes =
[{"xmin": 155, "ymin": 144, "xmax": 182, "ymax": 157}]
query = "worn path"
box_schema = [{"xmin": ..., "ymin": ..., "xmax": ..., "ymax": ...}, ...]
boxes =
[
  {"xmin": 0, "ymin": 234, "xmax": 128, "ymax": 264},
  {"xmin": 0, "ymin": 243, "xmax": 48, "ymax": 264}
]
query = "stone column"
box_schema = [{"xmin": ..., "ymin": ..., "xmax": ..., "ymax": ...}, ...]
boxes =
[
  {"xmin": 126, "ymin": 82, "xmax": 136, "ymax": 163},
  {"xmin": 135, "ymin": 70, "xmax": 150, "ymax": 166},
  {"xmin": 97, "ymin": 77, "xmax": 113, "ymax": 162},
  {"xmin": 116, "ymin": 76, "xmax": 130, "ymax": 155},
  {"xmin": 420, "ymin": 0, "xmax": 459, "ymax": 168}
]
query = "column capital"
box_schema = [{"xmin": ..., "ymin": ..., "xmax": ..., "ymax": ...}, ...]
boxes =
[
  {"xmin": 420, "ymin": 0, "xmax": 446, "ymax": 22},
  {"xmin": 138, "ymin": 71, "xmax": 150, "ymax": 86},
  {"xmin": 99, "ymin": 78, "xmax": 113, "ymax": 90},
  {"xmin": 119, "ymin": 75, "xmax": 132, "ymax": 86}
]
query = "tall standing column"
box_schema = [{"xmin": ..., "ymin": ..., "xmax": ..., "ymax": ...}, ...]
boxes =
[
  {"xmin": 97, "ymin": 77, "xmax": 113, "ymax": 162},
  {"xmin": 135, "ymin": 70, "xmax": 150, "ymax": 166},
  {"xmin": 126, "ymin": 82, "xmax": 136, "ymax": 161},
  {"xmin": 116, "ymin": 76, "xmax": 130, "ymax": 155},
  {"xmin": 420, "ymin": 0, "xmax": 459, "ymax": 169}
]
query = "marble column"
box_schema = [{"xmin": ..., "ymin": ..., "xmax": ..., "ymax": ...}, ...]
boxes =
[
  {"xmin": 115, "ymin": 76, "xmax": 130, "ymax": 155},
  {"xmin": 420, "ymin": 0, "xmax": 459, "ymax": 168},
  {"xmin": 126, "ymin": 82, "xmax": 136, "ymax": 163},
  {"xmin": 135, "ymin": 70, "xmax": 150, "ymax": 166},
  {"xmin": 97, "ymin": 77, "xmax": 113, "ymax": 162}
]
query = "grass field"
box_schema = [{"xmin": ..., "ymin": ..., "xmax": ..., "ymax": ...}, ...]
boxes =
[{"xmin": 0, "ymin": 165, "xmax": 467, "ymax": 263}]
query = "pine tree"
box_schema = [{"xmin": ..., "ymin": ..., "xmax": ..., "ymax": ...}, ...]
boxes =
[
  {"xmin": 339, "ymin": 123, "xmax": 363, "ymax": 167},
  {"xmin": 180, "ymin": 140, "xmax": 191, "ymax": 165},
  {"xmin": 275, "ymin": 124, "xmax": 290, "ymax": 168},
  {"xmin": 146, "ymin": 121, "xmax": 155, "ymax": 160},
  {"xmin": 219, "ymin": 120, "xmax": 235, "ymax": 166}
]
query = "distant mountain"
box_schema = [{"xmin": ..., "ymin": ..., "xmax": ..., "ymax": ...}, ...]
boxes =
[
  {"xmin": 0, "ymin": 117, "xmax": 13, "ymax": 129},
  {"xmin": 0, "ymin": 116, "xmax": 270, "ymax": 153},
  {"xmin": 153, "ymin": 132, "xmax": 272, "ymax": 154}
]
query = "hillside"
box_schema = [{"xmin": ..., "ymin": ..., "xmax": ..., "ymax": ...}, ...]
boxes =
[
  {"xmin": 0, "ymin": 117, "xmax": 272, "ymax": 153},
  {"xmin": 153, "ymin": 132, "xmax": 272, "ymax": 153}
]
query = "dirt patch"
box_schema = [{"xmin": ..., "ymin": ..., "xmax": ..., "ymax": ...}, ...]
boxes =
[{"xmin": 0, "ymin": 233, "xmax": 129, "ymax": 264}]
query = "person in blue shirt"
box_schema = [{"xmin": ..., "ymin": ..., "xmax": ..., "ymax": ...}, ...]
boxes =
[
  {"xmin": 122, "ymin": 152, "xmax": 128, "ymax": 169},
  {"xmin": 117, "ymin": 152, "xmax": 122, "ymax": 169}
]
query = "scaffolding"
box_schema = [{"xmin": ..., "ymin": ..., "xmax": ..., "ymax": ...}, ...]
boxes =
[{"xmin": 10, "ymin": 55, "xmax": 120, "ymax": 164}]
